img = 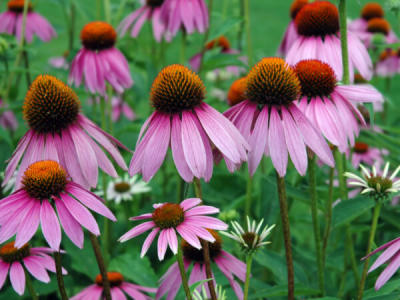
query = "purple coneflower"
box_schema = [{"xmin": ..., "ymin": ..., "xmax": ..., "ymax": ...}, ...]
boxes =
[
  {"xmin": 294, "ymin": 59, "xmax": 383, "ymax": 152},
  {"xmin": 160, "ymin": 0, "xmax": 208, "ymax": 38},
  {"xmin": 157, "ymin": 230, "xmax": 245, "ymax": 300},
  {"xmin": 4, "ymin": 75, "xmax": 128, "ymax": 189},
  {"xmin": 0, "ymin": 241, "xmax": 66, "ymax": 295},
  {"xmin": 348, "ymin": 142, "xmax": 386, "ymax": 168},
  {"xmin": 119, "ymin": 198, "xmax": 227, "ymax": 260},
  {"xmin": 227, "ymin": 76, "xmax": 247, "ymax": 107},
  {"xmin": 112, "ymin": 96, "xmax": 136, "ymax": 122},
  {"xmin": 0, "ymin": 160, "xmax": 116, "ymax": 250},
  {"xmin": 376, "ymin": 49, "xmax": 399, "ymax": 78},
  {"xmin": 69, "ymin": 21, "xmax": 133, "ymax": 95},
  {"xmin": 71, "ymin": 271, "xmax": 156, "ymax": 300},
  {"xmin": 285, "ymin": 1, "xmax": 373, "ymax": 82},
  {"xmin": 0, "ymin": 0, "xmax": 56, "ymax": 43},
  {"xmin": 349, "ymin": 2, "xmax": 384, "ymax": 32},
  {"xmin": 129, "ymin": 64, "xmax": 249, "ymax": 182},
  {"xmin": 278, "ymin": 0, "xmax": 308, "ymax": 56},
  {"xmin": 0, "ymin": 98, "xmax": 17, "ymax": 131},
  {"xmin": 224, "ymin": 57, "xmax": 334, "ymax": 176},
  {"xmin": 118, "ymin": 0, "xmax": 168, "ymax": 42},
  {"xmin": 356, "ymin": 18, "xmax": 398, "ymax": 48}
]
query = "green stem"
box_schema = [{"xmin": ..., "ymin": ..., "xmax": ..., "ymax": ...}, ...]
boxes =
[
  {"xmin": 243, "ymin": 254, "xmax": 254, "ymax": 300},
  {"xmin": 245, "ymin": 175, "xmax": 253, "ymax": 217},
  {"xmin": 357, "ymin": 202, "xmax": 383, "ymax": 300},
  {"xmin": 114, "ymin": 0, "xmax": 129, "ymax": 24},
  {"xmin": 104, "ymin": 0, "xmax": 111, "ymax": 23},
  {"xmin": 237, "ymin": 0, "xmax": 245, "ymax": 51},
  {"xmin": 193, "ymin": 178, "xmax": 217, "ymax": 300},
  {"xmin": 106, "ymin": 85, "xmax": 113, "ymax": 133},
  {"xmin": 177, "ymin": 176, "xmax": 184, "ymax": 203},
  {"xmin": 308, "ymin": 155, "xmax": 324, "ymax": 295},
  {"xmin": 339, "ymin": 0, "xmax": 350, "ymax": 84},
  {"xmin": 68, "ymin": 3, "xmax": 76, "ymax": 52},
  {"xmin": 180, "ymin": 31, "xmax": 187, "ymax": 65},
  {"xmin": 322, "ymin": 167, "xmax": 335, "ymax": 262},
  {"xmin": 89, "ymin": 233, "xmax": 112, "ymax": 300},
  {"xmin": 54, "ymin": 251, "xmax": 69, "ymax": 300},
  {"xmin": 96, "ymin": 0, "xmax": 102, "ymax": 20},
  {"xmin": 275, "ymin": 172, "xmax": 294, "ymax": 300},
  {"xmin": 177, "ymin": 242, "xmax": 193, "ymax": 300},
  {"xmin": 243, "ymin": 0, "xmax": 253, "ymax": 66},
  {"xmin": 198, "ymin": 0, "xmax": 213, "ymax": 74},
  {"xmin": 25, "ymin": 271, "xmax": 39, "ymax": 300},
  {"xmin": 22, "ymin": 49, "xmax": 31, "ymax": 87}
]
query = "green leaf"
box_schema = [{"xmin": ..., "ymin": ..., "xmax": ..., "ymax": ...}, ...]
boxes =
[
  {"xmin": 249, "ymin": 284, "xmax": 320, "ymax": 298},
  {"xmin": 190, "ymin": 279, "xmax": 212, "ymax": 293},
  {"xmin": 208, "ymin": 13, "xmax": 242, "ymax": 42},
  {"xmin": 364, "ymin": 279, "xmax": 400, "ymax": 299},
  {"xmin": 332, "ymin": 197, "xmax": 375, "ymax": 228}
]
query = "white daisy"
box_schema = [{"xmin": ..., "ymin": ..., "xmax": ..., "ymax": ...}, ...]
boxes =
[
  {"xmin": 107, "ymin": 174, "xmax": 151, "ymax": 204},
  {"xmin": 345, "ymin": 162, "xmax": 400, "ymax": 201},
  {"xmin": 221, "ymin": 216, "xmax": 275, "ymax": 253}
]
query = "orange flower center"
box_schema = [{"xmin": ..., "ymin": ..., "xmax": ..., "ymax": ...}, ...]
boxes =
[
  {"xmin": 290, "ymin": 0, "xmax": 308, "ymax": 19},
  {"xmin": 80, "ymin": 22, "xmax": 117, "ymax": 51},
  {"xmin": 353, "ymin": 142, "xmax": 369, "ymax": 154},
  {"xmin": 294, "ymin": 60, "xmax": 336, "ymax": 98},
  {"xmin": 22, "ymin": 161, "xmax": 68, "ymax": 199},
  {"xmin": 0, "ymin": 242, "xmax": 30, "ymax": 263},
  {"xmin": 182, "ymin": 230, "xmax": 222, "ymax": 262},
  {"xmin": 152, "ymin": 203, "xmax": 184, "ymax": 229},
  {"xmin": 379, "ymin": 48, "xmax": 395, "ymax": 61},
  {"xmin": 227, "ymin": 76, "xmax": 247, "ymax": 106},
  {"xmin": 295, "ymin": 1, "xmax": 339, "ymax": 37},
  {"xmin": 367, "ymin": 18, "xmax": 390, "ymax": 36},
  {"xmin": 150, "ymin": 64, "xmax": 205, "ymax": 113},
  {"xmin": 95, "ymin": 272, "xmax": 124, "ymax": 287},
  {"xmin": 7, "ymin": 0, "xmax": 32, "ymax": 13},
  {"xmin": 146, "ymin": 0, "xmax": 164, "ymax": 7},
  {"xmin": 361, "ymin": 3, "xmax": 384, "ymax": 20},
  {"xmin": 246, "ymin": 57, "xmax": 300, "ymax": 106},
  {"xmin": 23, "ymin": 75, "xmax": 80, "ymax": 134},
  {"xmin": 354, "ymin": 74, "xmax": 367, "ymax": 84},
  {"xmin": 205, "ymin": 36, "xmax": 231, "ymax": 51}
]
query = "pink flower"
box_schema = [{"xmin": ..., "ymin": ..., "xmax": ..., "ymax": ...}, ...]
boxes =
[
  {"xmin": 0, "ymin": 242, "xmax": 66, "ymax": 295},
  {"xmin": 49, "ymin": 51, "xmax": 70, "ymax": 70},
  {"xmin": 225, "ymin": 58, "xmax": 334, "ymax": 177},
  {"xmin": 356, "ymin": 18, "xmax": 398, "ymax": 48},
  {"xmin": 363, "ymin": 236, "xmax": 400, "ymax": 290},
  {"xmin": 0, "ymin": 98, "xmax": 17, "ymax": 131},
  {"xmin": 285, "ymin": 1, "xmax": 373, "ymax": 82},
  {"xmin": 0, "ymin": 160, "xmax": 116, "ymax": 250},
  {"xmin": 294, "ymin": 59, "xmax": 383, "ymax": 153},
  {"xmin": 112, "ymin": 96, "xmax": 136, "ymax": 122},
  {"xmin": 119, "ymin": 198, "xmax": 227, "ymax": 260},
  {"xmin": 348, "ymin": 3, "xmax": 384, "ymax": 33},
  {"xmin": 129, "ymin": 64, "xmax": 249, "ymax": 182},
  {"xmin": 157, "ymin": 230, "xmax": 246, "ymax": 300},
  {"xmin": 160, "ymin": 0, "xmax": 208, "ymax": 38},
  {"xmin": 72, "ymin": 271, "xmax": 156, "ymax": 300},
  {"xmin": 376, "ymin": 48, "xmax": 399, "ymax": 78},
  {"xmin": 347, "ymin": 141, "xmax": 386, "ymax": 168},
  {"xmin": 4, "ymin": 75, "xmax": 128, "ymax": 189},
  {"xmin": 118, "ymin": 0, "xmax": 168, "ymax": 42},
  {"xmin": 0, "ymin": 0, "xmax": 56, "ymax": 43},
  {"xmin": 278, "ymin": 0, "xmax": 308, "ymax": 56},
  {"xmin": 69, "ymin": 22, "xmax": 133, "ymax": 95}
]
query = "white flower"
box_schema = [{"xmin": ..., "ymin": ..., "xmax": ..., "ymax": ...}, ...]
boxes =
[
  {"xmin": 193, "ymin": 284, "xmax": 226, "ymax": 300},
  {"xmin": 221, "ymin": 216, "xmax": 275, "ymax": 253},
  {"xmin": 107, "ymin": 174, "xmax": 151, "ymax": 204},
  {"xmin": 345, "ymin": 162, "xmax": 400, "ymax": 201}
]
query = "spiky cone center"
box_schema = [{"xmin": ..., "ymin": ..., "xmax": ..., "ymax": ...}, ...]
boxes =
[
  {"xmin": 146, "ymin": 0, "xmax": 164, "ymax": 7},
  {"xmin": 152, "ymin": 203, "xmax": 184, "ymax": 229},
  {"xmin": 295, "ymin": 1, "xmax": 339, "ymax": 37},
  {"xmin": 353, "ymin": 142, "xmax": 369, "ymax": 154},
  {"xmin": 95, "ymin": 272, "xmax": 124, "ymax": 287},
  {"xmin": 150, "ymin": 64, "xmax": 205, "ymax": 113},
  {"xmin": 114, "ymin": 182, "xmax": 130, "ymax": 193},
  {"xmin": 228, "ymin": 76, "xmax": 247, "ymax": 106},
  {"xmin": 361, "ymin": 3, "xmax": 384, "ymax": 20},
  {"xmin": 23, "ymin": 75, "xmax": 80, "ymax": 134},
  {"xmin": 0, "ymin": 242, "xmax": 30, "ymax": 263},
  {"xmin": 367, "ymin": 175, "xmax": 393, "ymax": 194},
  {"xmin": 246, "ymin": 57, "xmax": 300, "ymax": 107},
  {"xmin": 241, "ymin": 232, "xmax": 260, "ymax": 250},
  {"xmin": 80, "ymin": 21, "xmax": 117, "ymax": 51},
  {"xmin": 294, "ymin": 59, "xmax": 336, "ymax": 98},
  {"xmin": 206, "ymin": 36, "xmax": 231, "ymax": 51},
  {"xmin": 22, "ymin": 161, "xmax": 68, "ymax": 199},
  {"xmin": 7, "ymin": 0, "xmax": 32, "ymax": 13},
  {"xmin": 354, "ymin": 74, "xmax": 367, "ymax": 84},
  {"xmin": 367, "ymin": 18, "xmax": 390, "ymax": 36},
  {"xmin": 182, "ymin": 230, "xmax": 222, "ymax": 262},
  {"xmin": 290, "ymin": 0, "xmax": 308, "ymax": 19}
]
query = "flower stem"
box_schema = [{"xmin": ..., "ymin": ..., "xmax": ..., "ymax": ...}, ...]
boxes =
[
  {"xmin": 22, "ymin": 50, "xmax": 31, "ymax": 87},
  {"xmin": 193, "ymin": 178, "xmax": 217, "ymax": 300},
  {"xmin": 322, "ymin": 167, "xmax": 335, "ymax": 262},
  {"xmin": 275, "ymin": 172, "xmax": 294, "ymax": 300},
  {"xmin": 54, "ymin": 251, "xmax": 69, "ymax": 300},
  {"xmin": 68, "ymin": 3, "xmax": 76, "ymax": 52},
  {"xmin": 24, "ymin": 268, "xmax": 38, "ymax": 300},
  {"xmin": 339, "ymin": 0, "xmax": 350, "ymax": 84},
  {"xmin": 243, "ymin": 253, "xmax": 254, "ymax": 300},
  {"xmin": 357, "ymin": 202, "xmax": 382, "ymax": 300},
  {"xmin": 245, "ymin": 175, "xmax": 253, "ymax": 217},
  {"xmin": 243, "ymin": 0, "xmax": 253, "ymax": 66},
  {"xmin": 308, "ymin": 155, "xmax": 324, "ymax": 295},
  {"xmin": 177, "ymin": 241, "xmax": 193, "ymax": 300},
  {"xmin": 237, "ymin": 0, "xmax": 245, "ymax": 51},
  {"xmin": 180, "ymin": 31, "xmax": 187, "ymax": 65},
  {"xmin": 104, "ymin": 0, "xmax": 111, "ymax": 23},
  {"xmin": 89, "ymin": 233, "xmax": 112, "ymax": 300},
  {"xmin": 198, "ymin": 0, "xmax": 213, "ymax": 74}
]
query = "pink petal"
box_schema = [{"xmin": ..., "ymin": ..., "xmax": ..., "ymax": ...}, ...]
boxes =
[
  {"xmin": 10, "ymin": 262, "xmax": 25, "ymax": 295},
  {"xmin": 268, "ymin": 107, "xmax": 288, "ymax": 177},
  {"xmin": 40, "ymin": 200, "xmax": 61, "ymax": 251}
]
